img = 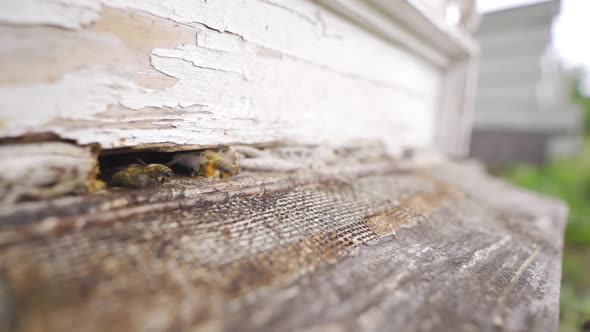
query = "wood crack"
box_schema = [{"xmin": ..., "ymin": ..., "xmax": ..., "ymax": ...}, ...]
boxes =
[{"xmin": 492, "ymin": 246, "xmax": 541, "ymax": 328}]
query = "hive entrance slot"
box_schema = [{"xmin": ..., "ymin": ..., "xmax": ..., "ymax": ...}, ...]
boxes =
[{"xmin": 98, "ymin": 147, "xmax": 239, "ymax": 189}]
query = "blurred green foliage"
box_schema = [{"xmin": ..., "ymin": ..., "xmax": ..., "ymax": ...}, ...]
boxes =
[
  {"xmin": 573, "ymin": 77, "xmax": 590, "ymax": 138},
  {"xmin": 502, "ymin": 75, "xmax": 590, "ymax": 331},
  {"xmin": 504, "ymin": 146, "xmax": 590, "ymax": 245},
  {"xmin": 504, "ymin": 149, "xmax": 590, "ymax": 331}
]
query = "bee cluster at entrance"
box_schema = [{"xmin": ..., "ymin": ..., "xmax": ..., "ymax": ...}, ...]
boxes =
[{"xmin": 98, "ymin": 148, "xmax": 240, "ymax": 190}]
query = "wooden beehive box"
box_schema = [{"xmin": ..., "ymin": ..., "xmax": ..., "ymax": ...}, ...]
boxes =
[{"xmin": 0, "ymin": 1, "xmax": 567, "ymax": 331}]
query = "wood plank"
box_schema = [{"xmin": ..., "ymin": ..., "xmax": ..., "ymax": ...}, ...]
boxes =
[
  {"xmin": 0, "ymin": 0, "xmax": 446, "ymax": 155},
  {"xmin": 0, "ymin": 142, "xmax": 98, "ymax": 205},
  {"xmin": 0, "ymin": 159, "xmax": 566, "ymax": 332}
]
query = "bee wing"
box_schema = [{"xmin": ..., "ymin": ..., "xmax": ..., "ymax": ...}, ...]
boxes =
[
  {"xmin": 167, "ymin": 153, "xmax": 202, "ymax": 168},
  {"xmin": 166, "ymin": 154, "xmax": 186, "ymax": 166}
]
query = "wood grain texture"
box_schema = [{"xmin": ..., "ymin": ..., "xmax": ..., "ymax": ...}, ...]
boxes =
[
  {"xmin": 0, "ymin": 142, "xmax": 98, "ymax": 205},
  {"xmin": 0, "ymin": 160, "xmax": 566, "ymax": 332}
]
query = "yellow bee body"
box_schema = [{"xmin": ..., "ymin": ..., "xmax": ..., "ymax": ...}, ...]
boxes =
[
  {"xmin": 111, "ymin": 163, "xmax": 173, "ymax": 189},
  {"xmin": 145, "ymin": 163, "xmax": 174, "ymax": 185},
  {"xmin": 87, "ymin": 179, "xmax": 107, "ymax": 192},
  {"xmin": 169, "ymin": 149, "xmax": 238, "ymax": 179},
  {"xmin": 111, "ymin": 165, "xmax": 152, "ymax": 189},
  {"xmin": 200, "ymin": 150, "xmax": 235, "ymax": 178}
]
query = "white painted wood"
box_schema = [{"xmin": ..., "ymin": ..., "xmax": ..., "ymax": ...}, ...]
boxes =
[
  {"xmin": 315, "ymin": 0, "xmax": 449, "ymax": 67},
  {"xmin": 355, "ymin": 0, "xmax": 479, "ymax": 156},
  {"xmin": 0, "ymin": 142, "xmax": 97, "ymax": 204},
  {"xmin": 369, "ymin": 0, "xmax": 477, "ymax": 58},
  {"xmin": 0, "ymin": 0, "xmax": 477, "ymax": 156}
]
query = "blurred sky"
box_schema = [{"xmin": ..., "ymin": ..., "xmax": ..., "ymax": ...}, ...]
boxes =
[{"xmin": 477, "ymin": 0, "xmax": 590, "ymax": 70}]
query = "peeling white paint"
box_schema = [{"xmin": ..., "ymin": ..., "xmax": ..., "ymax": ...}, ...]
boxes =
[
  {"xmin": 0, "ymin": 0, "xmax": 101, "ymax": 29},
  {"xmin": 101, "ymin": 0, "xmax": 440, "ymax": 92},
  {"xmin": 0, "ymin": 0, "xmax": 450, "ymax": 154},
  {"xmin": 0, "ymin": 0, "xmax": 440, "ymax": 89},
  {"xmin": 0, "ymin": 68, "xmax": 144, "ymax": 129}
]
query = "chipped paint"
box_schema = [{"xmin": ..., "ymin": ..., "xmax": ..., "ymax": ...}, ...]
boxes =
[
  {"xmin": 0, "ymin": 0, "xmax": 101, "ymax": 29},
  {"xmin": 0, "ymin": 0, "xmax": 444, "ymax": 154}
]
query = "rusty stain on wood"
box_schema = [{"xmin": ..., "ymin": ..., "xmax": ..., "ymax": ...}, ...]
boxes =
[{"xmin": 366, "ymin": 172, "xmax": 464, "ymax": 237}]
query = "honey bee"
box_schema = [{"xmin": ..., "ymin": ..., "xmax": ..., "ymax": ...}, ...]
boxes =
[
  {"xmin": 111, "ymin": 163, "xmax": 173, "ymax": 189},
  {"xmin": 199, "ymin": 150, "xmax": 237, "ymax": 178},
  {"xmin": 144, "ymin": 163, "xmax": 174, "ymax": 185},
  {"xmin": 111, "ymin": 164, "xmax": 153, "ymax": 189},
  {"xmin": 168, "ymin": 149, "xmax": 238, "ymax": 178},
  {"xmin": 86, "ymin": 179, "xmax": 107, "ymax": 192}
]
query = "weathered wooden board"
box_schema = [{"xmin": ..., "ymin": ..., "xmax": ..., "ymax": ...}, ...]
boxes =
[
  {"xmin": 0, "ymin": 160, "xmax": 566, "ymax": 332},
  {"xmin": 0, "ymin": 142, "xmax": 98, "ymax": 205},
  {"xmin": 0, "ymin": 0, "xmax": 475, "ymax": 156}
]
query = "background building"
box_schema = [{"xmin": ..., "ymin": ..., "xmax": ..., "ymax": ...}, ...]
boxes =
[{"xmin": 470, "ymin": 0, "xmax": 582, "ymax": 167}]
